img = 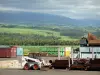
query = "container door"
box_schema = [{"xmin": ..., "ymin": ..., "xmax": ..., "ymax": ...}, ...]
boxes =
[
  {"xmin": 11, "ymin": 48, "xmax": 15, "ymax": 57},
  {"xmin": 17, "ymin": 47, "xmax": 23, "ymax": 56},
  {"xmin": 14, "ymin": 48, "xmax": 16, "ymax": 57}
]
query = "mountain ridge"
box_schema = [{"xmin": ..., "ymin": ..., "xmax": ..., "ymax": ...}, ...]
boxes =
[{"xmin": 0, "ymin": 12, "xmax": 100, "ymax": 26}]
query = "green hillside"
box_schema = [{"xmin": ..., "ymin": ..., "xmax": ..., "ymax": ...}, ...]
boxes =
[{"xmin": 0, "ymin": 24, "xmax": 99, "ymax": 46}]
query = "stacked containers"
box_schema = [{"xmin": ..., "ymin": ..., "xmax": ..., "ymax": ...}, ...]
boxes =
[{"xmin": 0, "ymin": 46, "xmax": 17, "ymax": 58}]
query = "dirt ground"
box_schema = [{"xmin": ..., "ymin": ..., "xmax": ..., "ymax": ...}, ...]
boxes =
[
  {"xmin": 0, "ymin": 69, "xmax": 100, "ymax": 75},
  {"xmin": 0, "ymin": 57, "xmax": 100, "ymax": 75}
]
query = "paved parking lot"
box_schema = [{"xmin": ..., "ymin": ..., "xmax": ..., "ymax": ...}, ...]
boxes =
[{"xmin": 0, "ymin": 69, "xmax": 100, "ymax": 75}]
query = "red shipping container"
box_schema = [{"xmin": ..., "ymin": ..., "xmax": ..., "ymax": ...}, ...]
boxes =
[
  {"xmin": 10, "ymin": 47, "xmax": 17, "ymax": 57},
  {"xmin": 11, "ymin": 46, "xmax": 17, "ymax": 57},
  {"xmin": 0, "ymin": 47, "xmax": 17, "ymax": 58}
]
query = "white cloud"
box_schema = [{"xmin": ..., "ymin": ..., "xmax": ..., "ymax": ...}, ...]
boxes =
[{"xmin": 0, "ymin": 0, "xmax": 100, "ymax": 19}]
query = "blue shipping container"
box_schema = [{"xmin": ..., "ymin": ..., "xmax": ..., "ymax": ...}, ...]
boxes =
[{"xmin": 17, "ymin": 47, "xmax": 23, "ymax": 56}]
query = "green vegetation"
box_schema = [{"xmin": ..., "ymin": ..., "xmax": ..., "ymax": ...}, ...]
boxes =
[
  {"xmin": 0, "ymin": 23, "xmax": 100, "ymax": 46},
  {"xmin": 22, "ymin": 46, "xmax": 79, "ymax": 56}
]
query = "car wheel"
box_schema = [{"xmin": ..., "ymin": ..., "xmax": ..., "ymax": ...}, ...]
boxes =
[
  {"xmin": 24, "ymin": 64, "xmax": 29, "ymax": 70},
  {"xmin": 33, "ymin": 64, "xmax": 39, "ymax": 70}
]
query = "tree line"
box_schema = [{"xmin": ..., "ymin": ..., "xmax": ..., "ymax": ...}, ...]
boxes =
[{"xmin": 0, "ymin": 32, "xmax": 79, "ymax": 46}]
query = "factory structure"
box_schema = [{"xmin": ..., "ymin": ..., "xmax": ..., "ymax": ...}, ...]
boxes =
[{"xmin": 74, "ymin": 33, "xmax": 100, "ymax": 59}]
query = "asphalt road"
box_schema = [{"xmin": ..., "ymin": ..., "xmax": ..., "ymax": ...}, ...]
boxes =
[{"xmin": 0, "ymin": 69, "xmax": 100, "ymax": 75}]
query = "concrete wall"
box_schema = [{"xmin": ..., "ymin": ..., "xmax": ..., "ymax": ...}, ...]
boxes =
[{"xmin": 0, "ymin": 60, "xmax": 22, "ymax": 69}]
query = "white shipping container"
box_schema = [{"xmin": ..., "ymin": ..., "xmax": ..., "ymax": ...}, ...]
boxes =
[
  {"xmin": 90, "ymin": 47, "xmax": 100, "ymax": 52},
  {"xmin": 81, "ymin": 53, "xmax": 92, "ymax": 58},
  {"xmin": 80, "ymin": 47, "xmax": 90, "ymax": 52}
]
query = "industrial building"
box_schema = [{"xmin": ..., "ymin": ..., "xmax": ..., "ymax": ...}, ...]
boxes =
[{"xmin": 76, "ymin": 33, "xmax": 100, "ymax": 59}]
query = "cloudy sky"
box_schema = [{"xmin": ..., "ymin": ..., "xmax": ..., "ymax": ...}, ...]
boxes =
[{"xmin": 0, "ymin": 0, "xmax": 100, "ymax": 19}]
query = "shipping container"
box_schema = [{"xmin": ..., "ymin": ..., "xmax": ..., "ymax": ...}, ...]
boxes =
[
  {"xmin": 80, "ymin": 47, "xmax": 100, "ymax": 52},
  {"xmin": 16, "ymin": 47, "xmax": 23, "ymax": 56},
  {"xmin": 81, "ymin": 53, "xmax": 92, "ymax": 58},
  {"xmin": 90, "ymin": 47, "xmax": 100, "ymax": 52},
  {"xmin": 0, "ymin": 46, "xmax": 17, "ymax": 58},
  {"xmin": 80, "ymin": 52, "xmax": 100, "ymax": 59},
  {"xmin": 80, "ymin": 47, "xmax": 90, "ymax": 52},
  {"xmin": 11, "ymin": 47, "xmax": 17, "ymax": 57},
  {"xmin": 80, "ymin": 47, "xmax": 100, "ymax": 58}
]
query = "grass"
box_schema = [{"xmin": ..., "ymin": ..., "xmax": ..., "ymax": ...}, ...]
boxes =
[
  {"xmin": 0, "ymin": 27, "xmax": 77, "ymax": 41},
  {"xmin": 0, "ymin": 27, "xmax": 58, "ymax": 35}
]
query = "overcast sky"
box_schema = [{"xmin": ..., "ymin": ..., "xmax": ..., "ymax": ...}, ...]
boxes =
[{"xmin": 0, "ymin": 0, "xmax": 100, "ymax": 19}]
